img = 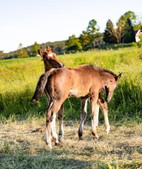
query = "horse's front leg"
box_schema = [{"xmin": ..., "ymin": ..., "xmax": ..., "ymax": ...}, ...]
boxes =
[
  {"xmin": 78, "ymin": 98, "xmax": 88, "ymax": 140},
  {"xmin": 97, "ymin": 93, "xmax": 110, "ymax": 134},
  {"xmin": 90, "ymin": 93, "xmax": 99, "ymax": 139},
  {"xmin": 58, "ymin": 103, "xmax": 64, "ymax": 142}
]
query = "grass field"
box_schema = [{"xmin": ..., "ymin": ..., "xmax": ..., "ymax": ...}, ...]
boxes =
[
  {"xmin": 0, "ymin": 46, "xmax": 142, "ymax": 168},
  {"xmin": 0, "ymin": 120, "xmax": 142, "ymax": 168}
]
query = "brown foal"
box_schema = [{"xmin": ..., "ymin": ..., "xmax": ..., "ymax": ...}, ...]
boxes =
[
  {"xmin": 36, "ymin": 49, "xmax": 111, "ymax": 142},
  {"xmin": 31, "ymin": 65, "xmax": 121, "ymax": 148}
]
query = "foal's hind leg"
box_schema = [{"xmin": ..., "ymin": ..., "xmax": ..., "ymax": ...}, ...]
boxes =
[
  {"xmin": 78, "ymin": 98, "xmax": 88, "ymax": 140},
  {"xmin": 58, "ymin": 103, "xmax": 64, "ymax": 142},
  {"xmin": 97, "ymin": 93, "xmax": 110, "ymax": 134},
  {"xmin": 45, "ymin": 88, "xmax": 64, "ymax": 141},
  {"xmin": 44, "ymin": 89, "xmax": 50, "ymax": 102},
  {"xmin": 46, "ymin": 100, "xmax": 64, "ymax": 148}
]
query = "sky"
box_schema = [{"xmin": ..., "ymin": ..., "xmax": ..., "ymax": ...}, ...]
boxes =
[{"xmin": 0, "ymin": 0, "xmax": 142, "ymax": 53}]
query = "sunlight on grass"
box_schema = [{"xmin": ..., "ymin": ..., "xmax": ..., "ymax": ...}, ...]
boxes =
[{"xmin": 0, "ymin": 46, "xmax": 142, "ymax": 122}]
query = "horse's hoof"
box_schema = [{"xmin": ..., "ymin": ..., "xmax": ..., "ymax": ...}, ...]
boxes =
[
  {"xmin": 79, "ymin": 137, "xmax": 83, "ymax": 140},
  {"xmin": 58, "ymin": 136, "xmax": 62, "ymax": 142},
  {"xmin": 105, "ymin": 126, "xmax": 110, "ymax": 134},
  {"xmin": 93, "ymin": 135, "xmax": 99, "ymax": 140},
  {"xmin": 46, "ymin": 142, "xmax": 52, "ymax": 149},
  {"xmin": 55, "ymin": 142, "xmax": 59, "ymax": 146}
]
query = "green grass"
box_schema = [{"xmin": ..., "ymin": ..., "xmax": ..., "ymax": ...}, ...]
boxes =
[{"xmin": 0, "ymin": 46, "xmax": 142, "ymax": 122}]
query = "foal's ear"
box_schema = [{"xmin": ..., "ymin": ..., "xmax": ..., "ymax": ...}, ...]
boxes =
[
  {"xmin": 38, "ymin": 49, "xmax": 43, "ymax": 56},
  {"xmin": 116, "ymin": 73, "xmax": 122, "ymax": 81}
]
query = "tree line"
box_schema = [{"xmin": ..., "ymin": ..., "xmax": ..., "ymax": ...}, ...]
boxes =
[
  {"xmin": 66, "ymin": 11, "xmax": 142, "ymax": 52},
  {"xmin": 1, "ymin": 40, "xmax": 66, "ymax": 59},
  {"xmin": 1, "ymin": 11, "xmax": 142, "ymax": 59}
]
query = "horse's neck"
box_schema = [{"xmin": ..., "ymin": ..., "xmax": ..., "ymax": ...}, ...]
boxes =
[
  {"xmin": 44, "ymin": 60, "xmax": 52, "ymax": 72},
  {"xmin": 100, "ymin": 72, "xmax": 113, "ymax": 87},
  {"xmin": 45, "ymin": 66, "xmax": 52, "ymax": 72}
]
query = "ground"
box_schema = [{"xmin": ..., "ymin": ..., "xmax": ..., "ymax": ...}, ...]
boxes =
[{"xmin": 0, "ymin": 119, "xmax": 142, "ymax": 169}]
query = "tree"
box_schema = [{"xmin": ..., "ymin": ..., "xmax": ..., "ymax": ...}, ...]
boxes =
[
  {"xmin": 17, "ymin": 43, "xmax": 29, "ymax": 58},
  {"xmin": 87, "ymin": 19, "xmax": 99, "ymax": 34},
  {"xmin": 32, "ymin": 41, "xmax": 40, "ymax": 56},
  {"xmin": 123, "ymin": 11, "xmax": 137, "ymax": 24},
  {"xmin": 79, "ymin": 31, "xmax": 90, "ymax": 47},
  {"xmin": 103, "ymin": 18, "xmax": 123, "ymax": 44},
  {"xmin": 117, "ymin": 11, "xmax": 136, "ymax": 43},
  {"xmin": 103, "ymin": 11, "xmax": 137, "ymax": 44},
  {"xmin": 103, "ymin": 19, "xmax": 117, "ymax": 43},
  {"xmin": 66, "ymin": 35, "xmax": 82, "ymax": 52},
  {"xmin": 87, "ymin": 19, "xmax": 100, "ymax": 43},
  {"xmin": 115, "ymin": 17, "xmax": 125, "ymax": 43},
  {"xmin": 122, "ymin": 18, "xmax": 135, "ymax": 43},
  {"xmin": 79, "ymin": 19, "xmax": 100, "ymax": 49}
]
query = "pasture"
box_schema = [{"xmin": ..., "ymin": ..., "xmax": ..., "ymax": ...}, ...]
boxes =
[{"xmin": 0, "ymin": 47, "xmax": 142, "ymax": 168}]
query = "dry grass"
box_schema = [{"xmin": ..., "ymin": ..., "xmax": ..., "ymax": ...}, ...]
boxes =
[{"xmin": 0, "ymin": 119, "xmax": 142, "ymax": 169}]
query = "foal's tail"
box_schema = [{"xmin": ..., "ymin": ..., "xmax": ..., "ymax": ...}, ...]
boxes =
[{"xmin": 30, "ymin": 72, "xmax": 50, "ymax": 104}]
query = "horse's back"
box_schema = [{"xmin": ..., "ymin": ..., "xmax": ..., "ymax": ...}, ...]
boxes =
[{"xmin": 48, "ymin": 66, "xmax": 103, "ymax": 98}]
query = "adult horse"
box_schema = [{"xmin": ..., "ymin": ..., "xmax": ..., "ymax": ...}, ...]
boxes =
[{"xmin": 31, "ymin": 65, "xmax": 121, "ymax": 148}]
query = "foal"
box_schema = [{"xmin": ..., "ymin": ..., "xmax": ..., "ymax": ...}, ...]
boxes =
[
  {"xmin": 37, "ymin": 50, "xmax": 111, "ymax": 141},
  {"xmin": 38, "ymin": 48, "xmax": 64, "ymax": 71},
  {"xmin": 33, "ymin": 48, "xmax": 64, "ymax": 138},
  {"xmin": 31, "ymin": 65, "xmax": 121, "ymax": 148}
]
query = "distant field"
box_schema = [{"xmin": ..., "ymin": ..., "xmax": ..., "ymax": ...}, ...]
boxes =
[{"xmin": 0, "ymin": 47, "xmax": 142, "ymax": 168}]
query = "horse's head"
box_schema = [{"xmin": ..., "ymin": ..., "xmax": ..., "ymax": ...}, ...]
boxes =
[
  {"xmin": 105, "ymin": 73, "xmax": 122, "ymax": 102},
  {"xmin": 38, "ymin": 49, "xmax": 64, "ymax": 69}
]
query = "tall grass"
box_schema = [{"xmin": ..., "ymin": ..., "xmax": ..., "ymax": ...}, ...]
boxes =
[{"xmin": 0, "ymin": 47, "xmax": 142, "ymax": 122}]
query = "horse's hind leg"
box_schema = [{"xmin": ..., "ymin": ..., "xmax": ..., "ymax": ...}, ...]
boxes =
[
  {"xmin": 45, "ymin": 88, "xmax": 64, "ymax": 142},
  {"xmin": 51, "ymin": 113, "xmax": 58, "ymax": 145},
  {"xmin": 44, "ymin": 88, "xmax": 50, "ymax": 103},
  {"xmin": 98, "ymin": 93, "xmax": 110, "ymax": 134},
  {"xmin": 46, "ymin": 101, "xmax": 54, "ymax": 148},
  {"xmin": 46, "ymin": 100, "xmax": 64, "ymax": 148},
  {"xmin": 78, "ymin": 98, "xmax": 88, "ymax": 140},
  {"xmin": 58, "ymin": 103, "xmax": 64, "ymax": 142}
]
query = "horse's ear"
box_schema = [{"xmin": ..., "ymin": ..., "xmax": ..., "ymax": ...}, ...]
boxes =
[
  {"xmin": 38, "ymin": 49, "xmax": 43, "ymax": 56},
  {"xmin": 116, "ymin": 73, "xmax": 122, "ymax": 81},
  {"xmin": 47, "ymin": 46, "xmax": 51, "ymax": 52}
]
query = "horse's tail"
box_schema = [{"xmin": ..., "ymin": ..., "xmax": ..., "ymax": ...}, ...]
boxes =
[{"xmin": 30, "ymin": 72, "xmax": 50, "ymax": 104}]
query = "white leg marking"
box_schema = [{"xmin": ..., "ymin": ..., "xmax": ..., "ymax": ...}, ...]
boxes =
[
  {"xmin": 95, "ymin": 104, "xmax": 99, "ymax": 126},
  {"xmin": 91, "ymin": 101, "xmax": 99, "ymax": 138},
  {"xmin": 104, "ymin": 116, "xmax": 110, "ymax": 134},
  {"xmin": 46, "ymin": 125, "xmax": 52, "ymax": 149},
  {"xmin": 51, "ymin": 114, "xmax": 58, "ymax": 144}
]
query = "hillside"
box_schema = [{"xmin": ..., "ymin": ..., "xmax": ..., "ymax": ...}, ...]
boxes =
[
  {"xmin": 3, "ymin": 40, "xmax": 66, "ymax": 59},
  {"xmin": 1, "ymin": 34, "xmax": 105, "ymax": 59}
]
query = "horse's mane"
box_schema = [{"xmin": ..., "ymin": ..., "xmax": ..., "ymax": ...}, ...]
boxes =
[{"xmin": 80, "ymin": 64, "xmax": 117, "ymax": 77}]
